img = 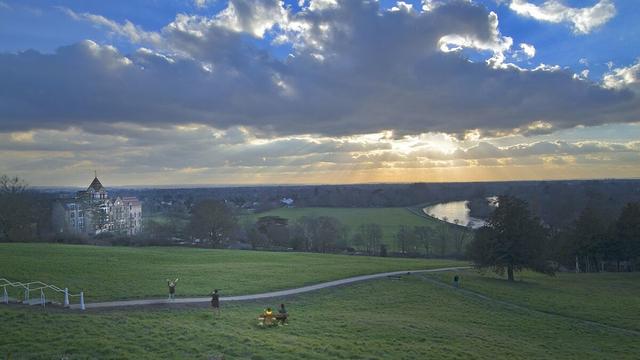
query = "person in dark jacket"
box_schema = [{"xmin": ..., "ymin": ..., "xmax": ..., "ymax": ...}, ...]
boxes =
[
  {"xmin": 276, "ymin": 303, "xmax": 288, "ymax": 325},
  {"xmin": 211, "ymin": 289, "xmax": 220, "ymax": 317}
]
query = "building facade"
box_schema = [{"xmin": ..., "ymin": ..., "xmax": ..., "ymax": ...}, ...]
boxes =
[{"xmin": 52, "ymin": 177, "xmax": 142, "ymax": 236}]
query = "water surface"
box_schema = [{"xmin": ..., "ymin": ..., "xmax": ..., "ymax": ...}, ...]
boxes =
[{"xmin": 423, "ymin": 201, "xmax": 486, "ymax": 229}]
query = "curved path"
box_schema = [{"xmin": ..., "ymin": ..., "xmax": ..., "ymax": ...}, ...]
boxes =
[{"xmin": 70, "ymin": 266, "xmax": 469, "ymax": 310}]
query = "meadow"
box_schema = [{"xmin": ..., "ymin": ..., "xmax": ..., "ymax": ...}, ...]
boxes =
[
  {"xmin": 2, "ymin": 271, "xmax": 638, "ymax": 359},
  {"xmin": 0, "ymin": 243, "xmax": 464, "ymax": 302},
  {"xmin": 426, "ymin": 269, "xmax": 640, "ymax": 332},
  {"xmin": 242, "ymin": 206, "xmax": 468, "ymax": 251}
]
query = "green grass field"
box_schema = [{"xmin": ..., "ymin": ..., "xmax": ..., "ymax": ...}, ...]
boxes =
[
  {"xmin": 243, "ymin": 207, "xmax": 466, "ymax": 251},
  {"xmin": 2, "ymin": 271, "xmax": 638, "ymax": 359},
  {"xmin": 0, "ymin": 244, "xmax": 464, "ymax": 302},
  {"xmin": 426, "ymin": 269, "xmax": 640, "ymax": 332}
]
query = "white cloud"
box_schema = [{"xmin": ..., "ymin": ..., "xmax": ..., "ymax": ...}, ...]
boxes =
[
  {"xmin": 509, "ymin": 0, "xmax": 616, "ymax": 34},
  {"xmin": 214, "ymin": 0, "xmax": 288, "ymax": 38},
  {"xmin": 308, "ymin": 0, "xmax": 338, "ymax": 11},
  {"xmin": 61, "ymin": 7, "xmax": 162, "ymax": 45},
  {"xmin": 603, "ymin": 59, "xmax": 640, "ymax": 91},
  {"xmin": 194, "ymin": 0, "xmax": 214, "ymax": 9},
  {"xmin": 519, "ymin": 43, "xmax": 535, "ymax": 58},
  {"xmin": 390, "ymin": 2, "xmax": 413, "ymax": 13}
]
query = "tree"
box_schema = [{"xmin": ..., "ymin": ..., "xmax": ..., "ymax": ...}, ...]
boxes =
[
  {"xmin": 359, "ymin": 223, "xmax": 382, "ymax": 256},
  {"xmin": 379, "ymin": 244, "xmax": 388, "ymax": 257},
  {"xmin": 614, "ymin": 202, "xmax": 640, "ymax": 271},
  {"xmin": 293, "ymin": 216, "xmax": 318, "ymax": 251},
  {"xmin": 414, "ymin": 226, "xmax": 433, "ymax": 257},
  {"xmin": 189, "ymin": 200, "xmax": 237, "ymax": 248},
  {"xmin": 453, "ymin": 224, "xmax": 472, "ymax": 257},
  {"xmin": 395, "ymin": 226, "xmax": 416, "ymax": 255},
  {"xmin": 290, "ymin": 216, "xmax": 346, "ymax": 253},
  {"xmin": 245, "ymin": 223, "xmax": 269, "ymax": 249},
  {"xmin": 351, "ymin": 232, "xmax": 365, "ymax": 251},
  {"xmin": 256, "ymin": 216, "xmax": 289, "ymax": 247},
  {"xmin": 570, "ymin": 206, "xmax": 608, "ymax": 272},
  {"xmin": 0, "ymin": 175, "xmax": 38, "ymax": 242},
  {"xmin": 468, "ymin": 195, "xmax": 553, "ymax": 281},
  {"xmin": 395, "ymin": 226, "xmax": 409, "ymax": 255},
  {"xmin": 314, "ymin": 216, "xmax": 346, "ymax": 253},
  {"xmin": 438, "ymin": 217, "xmax": 449, "ymax": 256}
]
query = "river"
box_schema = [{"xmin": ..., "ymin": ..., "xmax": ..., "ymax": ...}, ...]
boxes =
[{"xmin": 423, "ymin": 200, "xmax": 487, "ymax": 229}]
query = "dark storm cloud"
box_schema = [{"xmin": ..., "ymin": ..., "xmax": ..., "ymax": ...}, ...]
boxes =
[{"xmin": 0, "ymin": 0, "xmax": 638, "ymax": 137}]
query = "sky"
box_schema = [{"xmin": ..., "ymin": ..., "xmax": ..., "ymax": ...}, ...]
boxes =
[{"xmin": 0, "ymin": 0, "xmax": 639, "ymax": 187}]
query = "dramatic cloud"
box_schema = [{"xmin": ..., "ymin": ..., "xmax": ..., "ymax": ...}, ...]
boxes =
[
  {"xmin": 1, "ymin": 0, "xmax": 638, "ymax": 140},
  {"xmin": 1, "ymin": 124, "xmax": 639, "ymax": 186},
  {"xmin": 509, "ymin": 0, "xmax": 616, "ymax": 34}
]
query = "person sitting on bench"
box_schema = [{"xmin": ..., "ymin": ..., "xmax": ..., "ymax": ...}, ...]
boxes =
[
  {"xmin": 260, "ymin": 307, "xmax": 274, "ymax": 326},
  {"xmin": 275, "ymin": 303, "xmax": 288, "ymax": 325}
]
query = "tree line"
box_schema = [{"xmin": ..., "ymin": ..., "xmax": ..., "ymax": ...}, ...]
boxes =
[
  {"xmin": 187, "ymin": 200, "xmax": 472, "ymax": 257},
  {"xmin": 469, "ymin": 195, "xmax": 640, "ymax": 281}
]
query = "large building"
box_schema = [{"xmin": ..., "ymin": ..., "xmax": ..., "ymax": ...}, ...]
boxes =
[{"xmin": 52, "ymin": 176, "xmax": 142, "ymax": 236}]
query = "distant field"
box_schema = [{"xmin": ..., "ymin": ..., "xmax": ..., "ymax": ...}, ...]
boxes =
[
  {"xmin": 242, "ymin": 207, "xmax": 467, "ymax": 250},
  {"xmin": 0, "ymin": 243, "xmax": 465, "ymax": 302},
  {"xmin": 2, "ymin": 272, "xmax": 638, "ymax": 359},
  {"xmin": 426, "ymin": 269, "xmax": 640, "ymax": 332}
]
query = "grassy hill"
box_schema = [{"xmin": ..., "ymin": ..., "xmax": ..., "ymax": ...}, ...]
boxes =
[
  {"xmin": 0, "ymin": 243, "xmax": 465, "ymax": 302},
  {"xmin": 2, "ymin": 270, "xmax": 638, "ymax": 359},
  {"xmin": 426, "ymin": 269, "xmax": 640, "ymax": 332},
  {"xmin": 242, "ymin": 206, "xmax": 469, "ymax": 252}
]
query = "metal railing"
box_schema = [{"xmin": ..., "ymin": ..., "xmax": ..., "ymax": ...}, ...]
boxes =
[{"xmin": 0, "ymin": 278, "xmax": 85, "ymax": 310}]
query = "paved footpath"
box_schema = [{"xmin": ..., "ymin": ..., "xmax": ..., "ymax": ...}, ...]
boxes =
[{"xmin": 71, "ymin": 266, "xmax": 469, "ymax": 310}]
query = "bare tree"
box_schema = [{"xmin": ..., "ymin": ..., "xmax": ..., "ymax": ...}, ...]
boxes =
[
  {"xmin": 189, "ymin": 200, "xmax": 237, "ymax": 248},
  {"xmin": 358, "ymin": 223, "xmax": 382, "ymax": 256},
  {"xmin": 0, "ymin": 175, "xmax": 35, "ymax": 241},
  {"xmin": 414, "ymin": 226, "xmax": 433, "ymax": 257}
]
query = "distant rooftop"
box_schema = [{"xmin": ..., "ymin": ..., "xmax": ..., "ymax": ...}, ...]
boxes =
[{"xmin": 88, "ymin": 177, "xmax": 105, "ymax": 192}]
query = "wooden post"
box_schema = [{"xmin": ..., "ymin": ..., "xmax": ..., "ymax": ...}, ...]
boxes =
[
  {"xmin": 2, "ymin": 287, "xmax": 7, "ymax": 304},
  {"xmin": 25, "ymin": 284, "xmax": 29, "ymax": 302},
  {"xmin": 40, "ymin": 288, "xmax": 45, "ymax": 308},
  {"xmin": 80, "ymin": 291, "xmax": 85, "ymax": 311},
  {"xmin": 64, "ymin": 288, "xmax": 69, "ymax": 307}
]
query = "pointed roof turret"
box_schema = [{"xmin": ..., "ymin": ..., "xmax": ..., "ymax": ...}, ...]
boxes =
[{"xmin": 88, "ymin": 176, "xmax": 104, "ymax": 192}]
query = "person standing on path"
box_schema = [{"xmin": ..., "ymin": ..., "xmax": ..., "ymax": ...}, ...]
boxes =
[
  {"xmin": 167, "ymin": 278, "xmax": 179, "ymax": 300},
  {"xmin": 453, "ymin": 275, "xmax": 460, "ymax": 288},
  {"xmin": 211, "ymin": 289, "xmax": 220, "ymax": 317}
]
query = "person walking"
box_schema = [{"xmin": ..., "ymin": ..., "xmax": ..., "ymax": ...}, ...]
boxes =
[
  {"xmin": 167, "ymin": 278, "xmax": 179, "ymax": 300},
  {"xmin": 453, "ymin": 275, "xmax": 460, "ymax": 288},
  {"xmin": 211, "ymin": 289, "xmax": 220, "ymax": 317}
]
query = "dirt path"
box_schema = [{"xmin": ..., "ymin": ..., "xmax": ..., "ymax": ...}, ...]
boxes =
[{"xmin": 69, "ymin": 267, "xmax": 469, "ymax": 310}]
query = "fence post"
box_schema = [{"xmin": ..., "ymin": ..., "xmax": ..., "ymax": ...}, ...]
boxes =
[
  {"xmin": 40, "ymin": 288, "xmax": 46, "ymax": 308},
  {"xmin": 64, "ymin": 288, "xmax": 69, "ymax": 307},
  {"xmin": 80, "ymin": 291, "xmax": 85, "ymax": 311},
  {"xmin": 24, "ymin": 283, "xmax": 29, "ymax": 303},
  {"xmin": 2, "ymin": 287, "xmax": 7, "ymax": 304}
]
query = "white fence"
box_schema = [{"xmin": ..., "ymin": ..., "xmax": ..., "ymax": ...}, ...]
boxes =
[{"xmin": 0, "ymin": 278, "xmax": 85, "ymax": 310}]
